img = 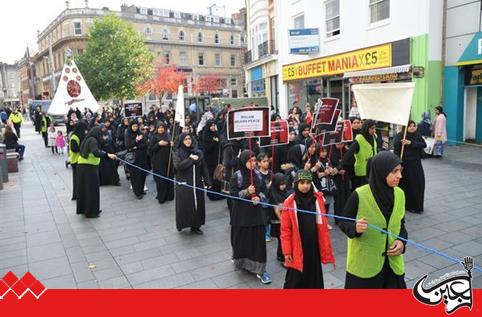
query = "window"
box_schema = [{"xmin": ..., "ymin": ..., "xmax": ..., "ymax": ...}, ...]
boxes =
[
  {"xmin": 230, "ymin": 54, "xmax": 236, "ymax": 66},
  {"xmin": 198, "ymin": 53, "xmax": 204, "ymax": 65},
  {"xmin": 197, "ymin": 32, "xmax": 203, "ymax": 42},
  {"xmin": 369, "ymin": 0, "xmax": 390, "ymax": 23},
  {"xmin": 230, "ymin": 35, "xmax": 235, "ymax": 45},
  {"xmin": 179, "ymin": 51, "xmax": 188, "ymax": 66},
  {"xmin": 162, "ymin": 28, "xmax": 169, "ymax": 40},
  {"xmin": 144, "ymin": 27, "xmax": 152, "ymax": 40},
  {"xmin": 215, "ymin": 53, "xmax": 221, "ymax": 66},
  {"xmin": 231, "ymin": 78, "xmax": 237, "ymax": 86},
  {"xmin": 325, "ymin": 0, "xmax": 340, "ymax": 37},
  {"xmin": 214, "ymin": 33, "xmax": 220, "ymax": 44},
  {"xmin": 164, "ymin": 52, "xmax": 170, "ymax": 64},
  {"xmin": 293, "ymin": 14, "xmax": 304, "ymax": 29},
  {"xmin": 73, "ymin": 22, "xmax": 82, "ymax": 35},
  {"xmin": 179, "ymin": 30, "xmax": 185, "ymax": 41}
]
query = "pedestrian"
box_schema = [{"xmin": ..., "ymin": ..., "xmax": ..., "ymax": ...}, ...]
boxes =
[
  {"xmin": 432, "ymin": 106, "xmax": 447, "ymax": 158},
  {"xmin": 148, "ymin": 122, "xmax": 174, "ymax": 204},
  {"xmin": 8, "ymin": 108, "xmax": 23, "ymax": 138},
  {"xmin": 268, "ymin": 173, "xmax": 289, "ymax": 264},
  {"xmin": 56, "ymin": 130, "xmax": 66, "ymax": 154},
  {"xmin": 330, "ymin": 142, "xmax": 350, "ymax": 225},
  {"xmin": 2, "ymin": 125, "xmax": 25, "ymax": 161},
  {"xmin": 77, "ymin": 127, "xmax": 117, "ymax": 218},
  {"xmin": 343, "ymin": 119, "xmax": 378, "ymax": 189},
  {"xmin": 34, "ymin": 106, "xmax": 42, "ymax": 133},
  {"xmin": 40, "ymin": 112, "xmax": 51, "ymax": 147},
  {"xmin": 125, "ymin": 119, "xmax": 149, "ymax": 199},
  {"xmin": 281, "ymin": 169, "xmax": 335, "ymax": 289},
  {"xmin": 172, "ymin": 133, "xmax": 212, "ymax": 234},
  {"xmin": 201, "ymin": 119, "xmax": 224, "ymax": 201},
  {"xmin": 69, "ymin": 121, "xmax": 87, "ymax": 200},
  {"xmin": 98, "ymin": 123, "xmax": 120, "ymax": 186},
  {"xmin": 394, "ymin": 120, "xmax": 427, "ymax": 213},
  {"xmin": 229, "ymin": 150, "xmax": 272, "ymax": 284},
  {"xmin": 417, "ymin": 112, "xmax": 432, "ymax": 137},
  {"xmin": 48, "ymin": 124, "xmax": 58, "ymax": 154},
  {"xmin": 339, "ymin": 151, "xmax": 407, "ymax": 289}
]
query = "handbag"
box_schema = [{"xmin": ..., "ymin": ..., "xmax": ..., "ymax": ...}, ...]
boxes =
[{"xmin": 212, "ymin": 145, "xmax": 224, "ymax": 181}]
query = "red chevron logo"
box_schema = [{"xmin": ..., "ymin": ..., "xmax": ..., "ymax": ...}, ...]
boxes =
[{"xmin": 0, "ymin": 272, "xmax": 47, "ymax": 299}]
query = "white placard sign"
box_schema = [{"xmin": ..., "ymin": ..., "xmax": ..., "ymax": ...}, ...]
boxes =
[{"xmin": 233, "ymin": 110, "xmax": 264, "ymax": 132}]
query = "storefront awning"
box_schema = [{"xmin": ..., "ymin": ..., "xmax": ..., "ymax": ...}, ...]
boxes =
[{"xmin": 343, "ymin": 64, "xmax": 412, "ymax": 78}]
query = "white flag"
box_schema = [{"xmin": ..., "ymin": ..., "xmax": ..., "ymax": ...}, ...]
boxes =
[
  {"xmin": 48, "ymin": 60, "xmax": 100, "ymax": 115},
  {"xmin": 174, "ymin": 85, "xmax": 185, "ymax": 128},
  {"xmin": 352, "ymin": 82, "xmax": 415, "ymax": 126}
]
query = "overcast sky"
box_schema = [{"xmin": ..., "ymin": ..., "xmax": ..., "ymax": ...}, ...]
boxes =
[{"xmin": 0, "ymin": 0, "xmax": 244, "ymax": 64}]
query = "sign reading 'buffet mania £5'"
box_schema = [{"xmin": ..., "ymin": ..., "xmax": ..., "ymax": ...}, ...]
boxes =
[{"xmin": 282, "ymin": 43, "xmax": 392, "ymax": 81}]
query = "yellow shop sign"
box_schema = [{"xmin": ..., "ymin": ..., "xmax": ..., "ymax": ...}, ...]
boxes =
[{"xmin": 282, "ymin": 44, "xmax": 392, "ymax": 81}]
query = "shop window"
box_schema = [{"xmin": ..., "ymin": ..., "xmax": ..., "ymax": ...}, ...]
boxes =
[
  {"xmin": 325, "ymin": 0, "xmax": 340, "ymax": 37},
  {"xmin": 369, "ymin": 0, "xmax": 390, "ymax": 23}
]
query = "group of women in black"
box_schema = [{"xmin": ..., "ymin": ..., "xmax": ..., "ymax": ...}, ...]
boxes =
[{"xmin": 60, "ymin": 102, "xmax": 429, "ymax": 289}]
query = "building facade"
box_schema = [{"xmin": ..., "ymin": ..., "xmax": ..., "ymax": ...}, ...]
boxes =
[
  {"xmin": 443, "ymin": 0, "xmax": 482, "ymax": 143},
  {"xmin": 0, "ymin": 62, "xmax": 21, "ymax": 106},
  {"xmin": 16, "ymin": 48, "xmax": 37, "ymax": 105},
  {"xmin": 269, "ymin": 0, "xmax": 443, "ymax": 119},
  {"xmin": 34, "ymin": 3, "xmax": 246, "ymax": 102}
]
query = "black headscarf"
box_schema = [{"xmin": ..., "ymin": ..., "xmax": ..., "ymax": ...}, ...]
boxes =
[
  {"xmin": 404, "ymin": 120, "xmax": 418, "ymax": 141},
  {"xmin": 360, "ymin": 119, "xmax": 376, "ymax": 146},
  {"xmin": 296, "ymin": 123, "xmax": 310, "ymax": 144},
  {"xmin": 303, "ymin": 137, "xmax": 320, "ymax": 166},
  {"xmin": 73, "ymin": 120, "xmax": 88, "ymax": 143},
  {"xmin": 154, "ymin": 122, "xmax": 170, "ymax": 142},
  {"xmin": 177, "ymin": 133, "xmax": 202, "ymax": 161},
  {"xmin": 269, "ymin": 173, "xmax": 289, "ymax": 204},
  {"xmin": 239, "ymin": 150, "xmax": 254, "ymax": 172},
  {"xmin": 367, "ymin": 151, "xmax": 402, "ymax": 218},
  {"xmin": 79, "ymin": 126, "xmax": 103, "ymax": 159},
  {"xmin": 294, "ymin": 174, "xmax": 315, "ymax": 212},
  {"xmin": 202, "ymin": 119, "xmax": 218, "ymax": 141},
  {"xmin": 287, "ymin": 144, "xmax": 305, "ymax": 168}
]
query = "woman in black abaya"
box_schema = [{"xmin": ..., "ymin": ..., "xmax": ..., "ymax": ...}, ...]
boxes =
[
  {"xmin": 148, "ymin": 122, "xmax": 174, "ymax": 204},
  {"xmin": 394, "ymin": 120, "xmax": 426, "ymax": 213},
  {"xmin": 77, "ymin": 127, "xmax": 116, "ymax": 218},
  {"xmin": 125, "ymin": 120, "xmax": 149, "ymax": 199},
  {"xmin": 173, "ymin": 133, "xmax": 212, "ymax": 234},
  {"xmin": 201, "ymin": 119, "xmax": 224, "ymax": 201},
  {"xmin": 339, "ymin": 151, "xmax": 407, "ymax": 288},
  {"xmin": 99, "ymin": 123, "xmax": 120, "ymax": 186},
  {"xmin": 69, "ymin": 121, "xmax": 87, "ymax": 200}
]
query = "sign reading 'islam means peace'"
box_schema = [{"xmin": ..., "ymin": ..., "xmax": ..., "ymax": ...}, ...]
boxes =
[{"xmin": 282, "ymin": 43, "xmax": 392, "ymax": 81}]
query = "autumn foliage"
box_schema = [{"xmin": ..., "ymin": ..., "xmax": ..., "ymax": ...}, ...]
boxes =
[
  {"xmin": 137, "ymin": 64, "xmax": 186, "ymax": 98},
  {"xmin": 192, "ymin": 75, "xmax": 224, "ymax": 95}
]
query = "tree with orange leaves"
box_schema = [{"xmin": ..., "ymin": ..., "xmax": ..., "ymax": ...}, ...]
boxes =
[
  {"xmin": 192, "ymin": 75, "xmax": 225, "ymax": 96},
  {"xmin": 137, "ymin": 64, "xmax": 186, "ymax": 102}
]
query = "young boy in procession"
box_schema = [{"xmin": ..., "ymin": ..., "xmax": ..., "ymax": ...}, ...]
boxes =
[{"xmin": 257, "ymin": 153, "xmax": 273, "ymax": 242}]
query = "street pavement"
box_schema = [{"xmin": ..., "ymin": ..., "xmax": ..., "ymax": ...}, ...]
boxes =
[{"xmin": 1, "ymin": 121, "xmax": 481, "ymax": 289}]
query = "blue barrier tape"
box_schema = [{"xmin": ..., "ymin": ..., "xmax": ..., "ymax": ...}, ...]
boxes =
[{"xmin": 116, "ymin": 157, "xmax": 482, "ymax": 273}]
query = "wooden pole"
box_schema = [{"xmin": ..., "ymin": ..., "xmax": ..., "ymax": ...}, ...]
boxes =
[
  {"xmin": 167, "ymin": 119, "xmax": 177, "ymax": 176},
  {"xmin": 399, "ymin": 124, "xmax": 408, "ymax": 160}
]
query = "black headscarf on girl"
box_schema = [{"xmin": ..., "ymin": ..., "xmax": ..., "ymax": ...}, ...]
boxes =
[
  {"xmin": 296, "ymin": 123, "xmax": 310, "ymax": 143},
  {"xmin": 303, "ymin": 137, "xmax": 319, "ymax": 166},
  {"xmin": 79, "ymin": 126, "xmax": 103, "ymax": 159},
  {"xmin": 177, "ymin": 133, "xmax": 203, "ymax": 161},
  {"xmin": 403, "ymin": 120, "xmax": 418, "ymax": 141},
  {"xmin": 73, "ymin": 120, "xmax": 88, "ymax": 143},
  {"xmin": 126, "ymin": 118, "xmax": 141, "ymax": 139},
  {"xmin": 287, "ymin": 144, "xmax": 304, "ymax": 168},
  {"xmin": 367, "ymin": 151, "xmax": 402, "ymax": 218},
  {"xmin": 360, "ymin": 119, "xmax": 376, "ymax": 146},
  {"xmin": 294, "ymin": 171, "xmax": 315, "ymax": 212},
  {"xmin": 269, "ymin": 173, "xmax": 289, "ymax": 204},
  {"xmin": 202, "ymin": 119, "xmax": 218, "ymax": 141},
  {"xmin": 151, "ymin": 122, "xmax": 171, "ymax": 143}
]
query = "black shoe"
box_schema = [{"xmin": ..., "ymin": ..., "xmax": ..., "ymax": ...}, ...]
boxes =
[
  {"xmin": 190, "ymin": 228, "xmax": 203, "ymax": 235},
  {"xmin": 114, "ymin": 182, "xmax": 121, "ymax": 186},
  {"xmin": 177, "ymin": 228, "xmax": 182, "ymax": 232},
  {"xmin": 86, "ymin": 214, "xmax": 100, "ymax": 218},
  {"xmin": 71, "ymin": 197, "xmax": 76, "ymax": 201},
  {"xmin": 136, "ymin": 195, "xmax": 143, "ymax": 200}
]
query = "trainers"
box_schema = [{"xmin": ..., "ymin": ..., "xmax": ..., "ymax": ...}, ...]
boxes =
[
  {"xmin": 265, "ymin": 235, "xmax": 271, "ymax": 242},
  {"xmin": 256, "ymin": 272, "xmax": 272, "ymax": 284}
]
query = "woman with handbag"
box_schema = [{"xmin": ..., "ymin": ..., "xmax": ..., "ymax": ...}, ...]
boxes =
[
  {"xmin": 125, "ymin": 119, "xmax": 149, "ymax": 199},
  {"xmin": 432, "ymin": 106, "xmax": 447, "ymax": 158},
  {"xmin": 173, "ymin": 133, "xmax": 212, "ymax": 234},
  {"xmin": 394, "ymin": 120, "xmax": 427, "ymax": 213},
  {"xmin": 148, "ymin": 122, "xmax": 174, "ymax": 204},
  {"xmin": 202, "ymin": 119, "xmax": 225, "ymax": 201}
]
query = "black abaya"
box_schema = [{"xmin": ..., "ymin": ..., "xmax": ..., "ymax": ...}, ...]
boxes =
[
  {"xmin": 76, "ymin": 164, "xmax": 100, "ymax": 217},
  {"xmin": 345, "ymin": 257, "xmax": 406, "ymax": 289},
  {"xmin": 399, "ymin": 160, "xmax": 425, "ymax": 212},
  {"xmin": 99, "ymin": 157, "xmax": 120, "ymax": 186},
  {"xmin": 71, "ymin": 163, "xmax": 78, "ymax": 200},
  {"xmin": 149, "ymin": 130, "xmax": 174, "ymax": 204}
]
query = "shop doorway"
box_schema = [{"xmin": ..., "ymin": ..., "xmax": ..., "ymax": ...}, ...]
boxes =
[
  {"xmin": 464, "ymin": 86, "xmax": 482, "ymax": 142},
  {"xmin": 327, "ymin": 78, "xmax": 349, "ymax": 118}
]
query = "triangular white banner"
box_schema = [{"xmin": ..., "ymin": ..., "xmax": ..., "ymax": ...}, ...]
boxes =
[
  {"xmin": 174, "ymin": 85, "xmax": 185, "ymax": 128},
  {"xmin": 48, "ymin": 60, "xmax": 100, "ymax": 115},
  {"xmin": 352, "ymin": 82, "xmax": 415, "ymax": 126}
]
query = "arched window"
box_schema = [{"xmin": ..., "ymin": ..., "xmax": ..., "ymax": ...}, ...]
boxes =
[
  {"xmin": 197, "ymin": 32, "xmax": 203, "ymax": 42},
  {"xmin": 179, "ymin": 30, "xmax": 185, "ymax": 41},
  {"xmin": 144, "ymin": 27, "xmax": 152, "ymax": 40},
  {"xmin": 162, "ymin": 28, "xmax": 169, "ymax": 40},
  {"xmin": 230, "ymin": 35, "xmax": 234, "ymax": 45},
  {"xmin": 214, "ymin": 33, "xmax": 220, "ymax": 44}
]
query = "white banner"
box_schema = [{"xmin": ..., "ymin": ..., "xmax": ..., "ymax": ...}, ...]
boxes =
[
  {"xmin": 352, "ymin": 82, "xmax": 415, "ymax": 126},
  {"xmin": 48, "ymin": 61, "xmax": 100, "ymax": 115},
  {"xmin": 233, "ymin": 110, "xmax": 264, "ymax": 132},
  {"xmin": 174, "ymin": 85, "xmax": 185, "ymax": 128}
]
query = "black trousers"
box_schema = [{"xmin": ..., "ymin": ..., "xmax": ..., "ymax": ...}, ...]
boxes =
[
  {"xmin": 14, "ymin": 124, "xmax": 21, "ymax": 138},
  {"xmin": 42, "ymin": 132, "xmax": 48, "ymax": 147}
]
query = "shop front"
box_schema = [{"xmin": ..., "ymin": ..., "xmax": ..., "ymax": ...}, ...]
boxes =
[
  {"xmin": 445, "ymin": 31, "xmax": 482, "ymax": 143},
  {"xmin": 281, "ymin": 39, "xmax": 411, "ymax": 118}
]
